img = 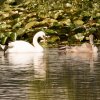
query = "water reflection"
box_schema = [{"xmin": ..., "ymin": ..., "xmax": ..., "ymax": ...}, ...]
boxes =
[
  {"xmin": 0, "ymin": 51, "xmax": 47, "ymax": 100},
  {"xmin": 57, "ymin": 48, "xmax": 100, "ymax": 100},
  {"xmin": 64, "ymin": 51, "xmax": 98, "ymax": 73},
  {"xmin": 1, "ymin": 52, "xmax": 47, "ymax": 80},
  {"xmin": 0, "ymin": 48, "xmax": 100, "ymax": 100}
]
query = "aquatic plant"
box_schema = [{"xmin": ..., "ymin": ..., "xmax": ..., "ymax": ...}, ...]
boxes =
[{"xmin": 0, "ymin": 0, "xmax": 100, "ymax": 46}]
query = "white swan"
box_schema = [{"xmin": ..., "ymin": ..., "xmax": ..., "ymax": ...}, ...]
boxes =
[{"xmin": 4, "ymin": 31, "xmax": 46, "ymax": 53}]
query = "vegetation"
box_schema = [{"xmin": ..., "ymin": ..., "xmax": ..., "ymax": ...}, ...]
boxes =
[{"xmin": 0, "ymin": 0, "xmax": 100, "ymax": 47}]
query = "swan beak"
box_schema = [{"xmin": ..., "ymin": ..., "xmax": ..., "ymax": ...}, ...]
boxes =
[
  {"xmin": 40, "ymin": 35, "xmax": 49, "ymax": 43},
  {"xmin": 40, "ymin": 36, "xmax": 46, "ymax": 43}
]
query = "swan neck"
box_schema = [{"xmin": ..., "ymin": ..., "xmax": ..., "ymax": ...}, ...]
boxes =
[
  {"xmin": 89, "ymin": 35, "xmax": 98, "ymax": 52},
  {"xmin": 33, "ymin": 35, "xmax": 42, "ymax": 48},
  {"xmin": 89, "ymin": 35, "xmax": 94, "ymax": 46}
]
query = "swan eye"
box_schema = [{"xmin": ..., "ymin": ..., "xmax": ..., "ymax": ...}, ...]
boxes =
[{"xmin": 43, "ymin": 35, "xmax": 45, "ymax": 38}]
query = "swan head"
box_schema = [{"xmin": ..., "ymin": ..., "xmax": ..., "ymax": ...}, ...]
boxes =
[
  {"xmin": 33, "ymin": 31, "xmax": 46, "ymax": 46},
  {"xmin": 34, "ymin": 31, "xmax": 46, "ymax": 40}
]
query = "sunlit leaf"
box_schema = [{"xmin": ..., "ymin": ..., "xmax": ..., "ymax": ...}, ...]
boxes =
[
  {"xmin": 74, "ymin": 33, "xmax": 85, "ymax": 41},
  {"xmin": 65, "ymin": 3, "xmax": 72, "ymax": 8},
  {"xmin": 13, "ymin": 22, "xmax": 22, "ymax": 29},
  {"xmin": 17, "ymin": 28, "xmax": 25, "ymax": 35},
  {"xmin": 25, "ymin": 21, "xmax": 39, "ymax": 29},
  {"xmin": 74, "ymin": 20, "xmax": 84, "ymax": 25}
]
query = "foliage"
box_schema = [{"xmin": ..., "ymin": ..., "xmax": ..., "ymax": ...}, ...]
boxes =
[{"xmin": 0, "ymin": 0, "xmax": 100, "ymax": 45}]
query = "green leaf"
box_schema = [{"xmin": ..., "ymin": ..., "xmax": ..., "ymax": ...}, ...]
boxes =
[
  {"xmin": 74, "ymin": 20, "xmax": 84, "ymax": 25},
  {"xmin": 74, "ymin": 33, "xmax": 85, "ymax": 41},
  {"xmin": 25, "ymin": 21, "xmax": 39, "ymax": 29},
  {"xmin": 45, "ymin": 29, "xmax": 56, "ymax": 35},
  {"xmin": 1, "ymin": 37, "xmax": 7, "ymax": 44},
  {"xmin": 0, "ymin": 33, "xmax": 4, "ymax": 38},
  {"xmin": 10, "ymin": 33, "xmax": 17, "ymax": 41}
]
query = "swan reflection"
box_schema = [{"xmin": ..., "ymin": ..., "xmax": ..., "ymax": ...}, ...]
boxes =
[
  {"xmin": 65, "ymin": 52, "xmax": 98, "ymax": 62},
  {"xmin": 59, "ymin": 50, "xmax": 98, "ymax": 73},
  {"xmin": 33, "ymin": 52, "xmax": 47, "ymax": 80},
  {"xmin": 0, "ymin": 52, "xmax": 47, "ymax": 80},
  {"xmin": 0, "ymin": 48, "xmax": 100, "ymax": 100}
]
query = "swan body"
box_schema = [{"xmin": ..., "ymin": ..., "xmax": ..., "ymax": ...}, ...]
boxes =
[
  {"xmin": 5, "ymin": 31, "xmax": 46, "ymax": 53},
  {"xmin": 65, "ymin": 35, "xmax": 98, "ymax": 53}
]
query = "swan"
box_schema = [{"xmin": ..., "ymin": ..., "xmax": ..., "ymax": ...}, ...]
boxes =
[
  {"xmin": 60, "ymin": 34, "xmax": 98, "ymax": 53},
  {"xmin": 81, "ymin": 35, "xmax": 98, "ymax": 53},
  {"xmin": 4, "ymin": 31, "xmax": 46, "ymax": 53}
]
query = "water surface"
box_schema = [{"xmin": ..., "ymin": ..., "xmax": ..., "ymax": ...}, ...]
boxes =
[{"xmin": 0, "ymin": 47, "xmax": 100, "ymax": 100}]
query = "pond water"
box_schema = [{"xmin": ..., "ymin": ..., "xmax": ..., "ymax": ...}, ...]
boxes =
[{"xmin": 0, "ymin": 47, "xmax": 100, "ymax": 100}]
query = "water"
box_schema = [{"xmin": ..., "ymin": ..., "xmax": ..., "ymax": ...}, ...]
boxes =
[{"xmin": 0, "ymin": 48, "xmax": 100, "ymax": 100}]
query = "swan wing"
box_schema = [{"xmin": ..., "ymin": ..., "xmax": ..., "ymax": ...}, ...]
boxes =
[
  {"xmin": 7, "ymin": 41, "xmax": 34, "ymax": 52},
  {"xmin": 6, "ymin": 40, "xmax": 44, "ymax": 52}
]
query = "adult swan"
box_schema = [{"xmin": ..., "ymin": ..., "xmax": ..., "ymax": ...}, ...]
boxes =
[{"xmin": 4, "ymin": 31, "xmax": 46, "ymax": 53}]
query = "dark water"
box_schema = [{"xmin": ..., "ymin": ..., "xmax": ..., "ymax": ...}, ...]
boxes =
[{"xmin": 0, "ymin": 48, "xmax": 100, "ymax": 100}]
